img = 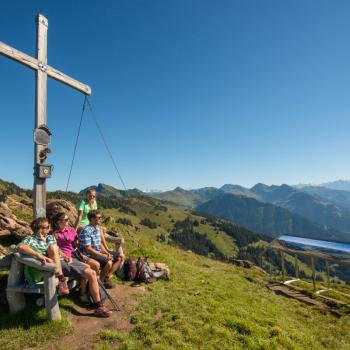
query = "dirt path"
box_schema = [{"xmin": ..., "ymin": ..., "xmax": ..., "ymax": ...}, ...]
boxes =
[{"xmin": 44, "ymin": 283, "xmax": 146, "ymax": 350}]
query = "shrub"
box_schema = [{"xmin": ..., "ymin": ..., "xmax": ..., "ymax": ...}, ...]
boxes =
[
  {"xmin": 140, "ymin": 218, "xmax": 157, "ymax": 229},
  {"xmin": 117, "ymin": 217, "xmax": 132, "ymax": 226}
]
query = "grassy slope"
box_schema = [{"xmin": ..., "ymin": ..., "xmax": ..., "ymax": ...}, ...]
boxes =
[
  {"xmin": 0, "ymin": 272, "xmax": 72, "ymax": 350},
  {"xmin": 149, "ymin": 189, "xmax": 202, "ymax": 208},
  {"xmin": 2, "ymin": 194, "xmax": 350, "ymax": 349},
  {"xmin": 104, "ymin": 198, "xmax": 237, "ymax": 258},
  {"xmin": 97, "ymin": 233, "xmax": 350, "ymax": 350}
]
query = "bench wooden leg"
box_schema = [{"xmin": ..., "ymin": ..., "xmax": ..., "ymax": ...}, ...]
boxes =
[
  {"xmin": 6, "ymin": 258, "xmax": 26, "ymax": 313},
  {"xmin": 44, "ymin": 272, "xmax": 61, "ymax": 321}
]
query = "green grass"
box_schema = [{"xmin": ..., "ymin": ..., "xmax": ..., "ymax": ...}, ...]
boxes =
[
  {"xmin": 0, "ymin": 301, "xmax": 72, "ymax": 350},
  {"xmin": 3, "ymin": 195, "xmax": 350, "ymax": 349},
  {"xmin": 98, "ymin": 232, "xmax": 350, "ymax": 350},
  {"xmin": 320, "ymin": 290, "xmax": 350, "ymax": 304},
  {"xmin": 0, "ymin": 271, "xmax": 71, "ymax": 350},
  {"xmin": 104, "ymin": 202, "xmax": 237, "ymax": 259},
  {"xmin": 289, "ymin": 279, "xmax": 323, "ymax": 292},
  {"xmin": 97, "ymin": 329, "xmax": 126, "ymax": 341},
  {"xmin": 10, "ymin": 207, "xmax": 33, "ymax": 222}
]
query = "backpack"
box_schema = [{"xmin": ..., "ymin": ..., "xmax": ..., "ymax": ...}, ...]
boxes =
[
  {"xmin": 124, "ymin": 258, "xmax": 137, "ymax": 281},
  {"xmin": 122, "ymin": 257, "xmax": 155, "ymax": 283},
  {"xmin": 87, "ymin": 282, "xmax": 107, "ymax": 305},
  {"xmin": 136, "ymin": 258, "xmax": 156, "ymax": 283}
]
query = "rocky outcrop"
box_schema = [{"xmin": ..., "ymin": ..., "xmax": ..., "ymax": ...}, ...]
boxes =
[
  {"xmin": 0, "ymin": 198, "xmax": 78, "ymax": 239},
  {"xmin": 228, "ymin": 258, "xmax": 255, "ymax": 269},
  {"xmin": 106, "ymin": 227, "xmax": 121, "ymax": 237},
  {"xmin": 103, "ymin": 216, "xmax": 115, "ymax": 224},
  {"xmin": 4, "ymin": 196, "xmax": 32, "ymax": 212},
  {"xmin": 46, "ymin": 200, "xmax": 78, "ymax": 226},
  {"xmin": 0, "ymin": 202, "xmax": 31, "ymax": 239}
]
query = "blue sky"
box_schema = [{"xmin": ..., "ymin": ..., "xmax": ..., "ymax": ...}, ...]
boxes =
[{"xmin": 1, "ymin": 1, "xmax": 350, "ymax": 192}]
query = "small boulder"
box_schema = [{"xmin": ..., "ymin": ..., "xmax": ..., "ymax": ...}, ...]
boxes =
[
  {"xmin": 103, "ymin": 216, "xmax": 115, "ymax": 224},
  {"xmin": 229, "ymin": 258, "xmax": 255, "ymax": 269},
  {"xmin": 20, "ymin": 198, "xmax": 32, "ymax": 207},
  {"xmin": 4, "ymin": 196, "xmax": 31, "ymax": 212},
  {"xmin": 46, "ymin": 200, "xmax": 77, "ymax": 226},
  {"xmin": 106, "ymin": 227, "xmax": 121, "ymax": 237},
  {"xmin": 0, "ymin": 202, "xmax": 31, "ymax": 239}
]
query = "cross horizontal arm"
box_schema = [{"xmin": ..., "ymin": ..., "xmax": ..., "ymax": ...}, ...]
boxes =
[
  {"xmin": 0, "ymin": 40, "xmax": 38, "ymax": 70},
  {"xmin": 0, "ymin": 41, "xmax": 91, "ymax": 95},
  {"xmin": 46, "ymin": 65, "xmax": 91, "ymax": 95}
]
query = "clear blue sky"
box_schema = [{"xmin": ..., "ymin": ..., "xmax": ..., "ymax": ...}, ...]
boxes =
[{"xmin": 1, "ymin": 0, "xmax": 350, "ymax": 192}]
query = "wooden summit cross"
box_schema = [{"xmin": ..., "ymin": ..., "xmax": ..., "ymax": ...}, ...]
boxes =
[{"xmin": 0, "ymin": 14, "xmax": 91, "ymax": 218}]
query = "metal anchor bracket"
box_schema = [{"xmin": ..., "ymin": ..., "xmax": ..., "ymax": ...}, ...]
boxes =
[{"xmin": 38, "ymin": 62, "xmax": 47, "ymax": 72}]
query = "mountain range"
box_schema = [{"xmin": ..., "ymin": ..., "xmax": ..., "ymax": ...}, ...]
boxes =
[
  {"xmin": 74, "ymin": 180, "xmax": 350, "ymax": 243},
  {"xmin": 148, "ymin": 183, "xmax": 350, "ymax": 243},
  {"xmin": 320, "ymin": 179, "xmax": 350, "ymax": 192}
]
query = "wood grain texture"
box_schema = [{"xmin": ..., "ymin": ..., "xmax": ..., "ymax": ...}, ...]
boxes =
[
  {"xmin": 0, "ymin": 41, "xmax": 91, "ymax": 95},
  {"xmin": 6, "ymin": 257, "xmax": 26, "ymax": 313},
  {"xmin": 44, "ymin": 271, "xmax": 61, "ymax": 320},
  {"xmin": 33, "ymin": 13, "xmax": 48, "ymax": 218}
]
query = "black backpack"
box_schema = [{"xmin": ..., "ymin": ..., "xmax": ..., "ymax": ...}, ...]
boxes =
[{"xmin": 87, "ymin": 282, "xmax": 107, "ymax": 305}]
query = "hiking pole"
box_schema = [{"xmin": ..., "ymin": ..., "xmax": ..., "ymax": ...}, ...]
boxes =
[
  {"xmin": 72, "ymin": 249, "xmax": 121, "ymax": 311},
  {"xmin": 97, "ymin": 278, "xmax": 121, "ymax": 311}
]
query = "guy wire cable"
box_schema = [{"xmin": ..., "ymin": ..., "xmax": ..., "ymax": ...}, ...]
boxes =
[
  {"xmin": 85, "ymin": 97, "xmax": 128, "ymax": 194},
  {"xmin": 65, "ymin": 95, "xmax": 87, "ymax": 192}
]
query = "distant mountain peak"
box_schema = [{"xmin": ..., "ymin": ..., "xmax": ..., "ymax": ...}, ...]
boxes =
[
  {"xmin": 220, "ymin": 184, "xmax": 246, "ymax": 191},
  {"xmin": 174, "ymin": 186, "xmax": 187, "ymax": 192},
  {"xmin": 321, "ymin": 180, "xmax": 350, "ymax": 192},
  {"xmin": 250, "ymin": 183, "xmax": 270, "ymax": 192},
  {"xmin": 80, "ymin": 183, "xmax": 125, "ymax": 197}
]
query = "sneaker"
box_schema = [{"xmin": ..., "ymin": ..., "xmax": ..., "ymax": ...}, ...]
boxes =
[
  {"xmin": 103, "ymin": 280, "xmax": 116, "ymax": 289},
  {"xmin": 94, "ymin": 304, "xmax": 112, "ymax": 318},
  {"xmin": 58, "ymin": 277, "xmax": 69, "ymax": 295}
]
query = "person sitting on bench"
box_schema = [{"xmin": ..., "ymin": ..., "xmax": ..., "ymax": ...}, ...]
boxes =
[
  {"xmin": 100, "ymin": 230, "xmax": 125, "ymax": 272},
  {"xmin": 52, "ymin": 212, "xmax": 112, "ymax": 317},
  {"xmin": 79, "ymin": 210, "xmax": 121, "ymax": 289},
  {"xmin": 17, "ymin": 217, "xmax": 69, "ymax": 295}
]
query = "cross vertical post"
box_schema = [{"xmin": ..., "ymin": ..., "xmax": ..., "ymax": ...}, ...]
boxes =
[
  {"xmin": 0, "ymin": 13, "xmax": 91, "ymax": 219},
  {"xmin": 294, "ymin": 253, "xmax": 299, "ymax": 279},
  {"xmin": 280, "ymin": 251, "xmax": 285, "ymax": 282},
  {"xmin": 33, "ymin": 14, "xmax": 48, "ymax": 218},
  {"xmin": 311, "ymin": 256, "xmax": 316, "ymax": 292}
]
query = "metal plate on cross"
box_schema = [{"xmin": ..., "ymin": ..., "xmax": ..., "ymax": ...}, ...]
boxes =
[{"xmin": 34, "ymin": 125, "xmax": 52, "ymax": 145}]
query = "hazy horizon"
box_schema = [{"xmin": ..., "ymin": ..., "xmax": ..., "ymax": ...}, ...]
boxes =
[{"xmin": 2, "ymin": 176, "xmax": 350, "ymax": 193}]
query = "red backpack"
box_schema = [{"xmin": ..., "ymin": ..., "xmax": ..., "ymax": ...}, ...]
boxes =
[{"xmin": 124, "ymin": 258, "xmax": 137, "ymax": 281}]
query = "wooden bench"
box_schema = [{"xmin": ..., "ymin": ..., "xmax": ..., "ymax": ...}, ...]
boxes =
[{"xmin": 2, "ymin": 253, "xmax": 67, "ymax": 321}]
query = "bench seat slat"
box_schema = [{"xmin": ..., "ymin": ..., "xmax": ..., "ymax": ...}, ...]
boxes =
[{"xmin": 7, "ymin": 283, "xmax": 44, "ymax": 294}]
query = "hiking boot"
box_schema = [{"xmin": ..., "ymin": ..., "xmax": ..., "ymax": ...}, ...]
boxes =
[
  {"xmin": 103, "ymin": 280, "xmax": 116, "ymax": 289},
  {"xmin": 58, "ymin": 277, "xmax": 69, "ymax": 295},
  {"xmin": 94, "ymin": 304, "xmax": 112, "ymax": 318}
]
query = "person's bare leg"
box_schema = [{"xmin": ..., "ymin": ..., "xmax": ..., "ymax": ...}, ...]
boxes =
[
  {"xmin": 100, "ymin": 226, "xmax": 109, "ymax": 251},
  {"xmin": 100, "ymin": 260, "xmax": 112, "ymax": 282},
  {"xmin": 109, "ymin": 258, "xmax": 122, "ymax": 275},
  {"xmin": 88, "ymin": 258, "xmax": 100, "ymax": 272},
  {"xmin": 47, "ymin": 244, "xmax": 63, "ymax": 276},
  {"xmin": 82, "ymin": 268, "xmax": 100, "ymax": 303},
  {"xmin": 80, "ymin": 277, "xmax": 88, "ymax": 294}
]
